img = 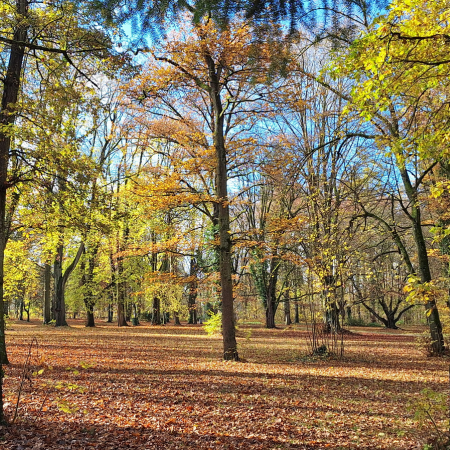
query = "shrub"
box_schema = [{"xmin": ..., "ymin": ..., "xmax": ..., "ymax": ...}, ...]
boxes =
[{"xmin": 203, "ymin": 311, "xmax": 222, "ymax": 336}]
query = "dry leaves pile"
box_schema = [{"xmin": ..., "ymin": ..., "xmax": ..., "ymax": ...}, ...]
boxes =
[{"xmin": 0, "ymin": 320, "xmax": 446, "ymax": 449}]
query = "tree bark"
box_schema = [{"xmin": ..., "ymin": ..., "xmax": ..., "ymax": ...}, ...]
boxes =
[
  {"xmin": 107, "ymin": 303, "xmax": 113, "ymax": 323},
  {"xmin": 0, "ymin": 8, "xmax": 29, "ymax": 425},
  {"xmin": 19, "ymin": 300, "xmax": 24, "ymax": 321},
  {"xmin": 116, "ymin": 258, "xmax": 128, "ymax": 327},
  {"xmin": 0, "ymin": 0, "xmax": 29, "ymax": 421},
  {"xmin": 206, "ymin": 54, "xmax": 238, "ymax": 361},
  {"xmin": 152, "ymin": 296, "xmax": 161, "ymax": 325},
  {"xmin": 83, "ymin": 245, "xmax": 99, "ymax": 327},
  {"xmin": 86, "ymin": 307, "xmax": 95, "ymax": 327},
  {"xmin": 294, "ymin": 302, "xmax": 299, "ymax": 324},
  {"xmin": 43, "ymin": 263, "xmax": 51, "ymax": 324},
  {"xmin": 284, "ymin": 290, "xmax": 292, "ymax": 326},
  {"xmin": 399, "ymin": 164, "xmax": 444, "ymax": 354},
  {"xmin": 54, "ymin": 242, "xmax": 85, "ymax": 327},
  {"xmin": 188, "ymin": 257, "xmax": 198, "ymax": 324}
]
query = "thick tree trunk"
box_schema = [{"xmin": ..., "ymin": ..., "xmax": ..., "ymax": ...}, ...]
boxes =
[
  {"xmin": 43, "ymin": 263, "xmax": 51, "ymax": 324},
  {"xmin": 126, "ymin": 301, "xmax": 132, "ymax": 322},
  {"xmin": 266, "ymin": 300, "xmax": 276, "ymax": 329},
  {"xmin": 0, "ymin": 1, "xmax": 29, "ymax": 421},
  {"xmin": 86, "ymin": 308, "xmax": 95, "ymax": 327},
  {"xmin": 54, "ymin": 242, "xmax": 84, "ymax": 327},
  {"xmin": 152, "ymin": 296, "xmax": 161, "ymax": 325}
]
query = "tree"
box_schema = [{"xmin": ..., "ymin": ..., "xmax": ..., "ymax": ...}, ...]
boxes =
[
  {"xmin": 329, "ymin": 0, "xmax": 449, "ymax": 354},
  {"xmin": 123, "ymin": 14, "xmax": 294, "ymax": 359},
  {"xmin": 0, "ymin": 0, "xmax": 114, "ymax": 420}
]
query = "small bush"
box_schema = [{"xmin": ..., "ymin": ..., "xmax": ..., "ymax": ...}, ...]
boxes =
[
  {"xmin": 313, "ymin": 344, "xmax": 328, "ymax": 356},
  {"xmin": 345, "ymin": 317, "xmax": 382, "ymax": 327},
  {"xmin": 345, "ymin": 317, "xmax": 368, "ymax": 327},
  {"xmin": 203, "ymin": 311, "xmax": 222, "ymax": 336},
  {"xmin": 415, "ymin": 332, "xmax": 448, "ymax": 357},
  {"xmin": 409, "ymin": 388, "xmax": 449, "ymax": 449}
]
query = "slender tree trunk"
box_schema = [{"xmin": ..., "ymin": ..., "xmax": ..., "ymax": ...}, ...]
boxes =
[
  {"xmin": 107, "ymin": 303, "xmax": 113, "ymax": 323},
  {"xmin": 209, "ymin": 68, "xmax": 238, "ymax": 360},
  {"xmin": 265, "ymin": 256, "xmax": 279, "ymax": 329},
  {"xmin": 399, "ymin": 164, "xmax": 444, "ymax": 354},
  {"xmin": 413, "ymin": 215, "xmax": 444, "ymax": 353},
  {"xmin": 294, "ymin": 301, "xmax": 299, "ymax": 324},
  {"xmin": 188, "ymin": 258, "xmax": 198, "ymax": 324},
  {"xmin": 116, "ymin": 258, "xmax": 128, "ymax": 327},
  {"xmin": 131, "ymin": 303, "xmax": 140, "ymax": 326},
  {"xmin": 108, "ymin": 251, "xmax": 116, "ymax": 324},
  {"xmin": 284, "ymin": 290, "xmax": 292, "ymax": 326},
  {"xmin": 43, "ymin": 263, "xmax": 51, "ymax": 324},
  {"xmin": 54, "ymin": 245, "xmax": 67, "ymax": 326},
  {"xmin": 83, "ymin": 245, "xmax": 99, "ymax": 327}
]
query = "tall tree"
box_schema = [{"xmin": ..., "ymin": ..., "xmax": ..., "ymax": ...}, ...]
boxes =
[
  {"xmin": 124, "ymin": 15, "xmax": 292, "ymax": 359},
  {"xmin": 329, "ymin": 0, "xmax": 449, "ymax": 353}
]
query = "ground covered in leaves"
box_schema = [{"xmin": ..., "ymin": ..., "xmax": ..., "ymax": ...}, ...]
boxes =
[{"xmin": 0, "ymin": 320, "xmax": 447, "ymax": 449}]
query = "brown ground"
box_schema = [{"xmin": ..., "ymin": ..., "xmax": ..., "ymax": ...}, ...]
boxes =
[{"xmin": 0, "ymin": 319, "xmax": 447, "ymax": 449}]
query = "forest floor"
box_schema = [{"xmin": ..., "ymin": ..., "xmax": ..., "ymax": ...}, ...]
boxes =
[{"xmin": 0, "ymin": 319, "xmax": 447, "ymax": 449}]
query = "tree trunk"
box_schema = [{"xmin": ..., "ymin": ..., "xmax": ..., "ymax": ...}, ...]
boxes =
[
  {"xmin": 43, "ymin": 263, "xmax": 51, "ymax": 324},
  {"xmin": 54, "ymin": 242, "xmax": 84, "ymax": 327},
  {"xmin": 399, "ymin": 164, "xmax": 444, "ymax": 354},
  {"xmin": 212, "ymin": 91, "xmax": 238, "ymax": 359},
  {"xmin": 294, "ymin": 302, "xmax": 299, "ymax": 324},
  {"xmin": 0, "ymin": 2, "xmax": 29, "ymax": 422},
  {"xmin": 86, "ymin": 307, "xmax": 95, "ymax": 327},
  {"xmin": 53, "ymin": 245, "xmax": 67, "ymax": 327},
  {"xmin": 188, "ymin": 258, "xmax": 198, "ymax": 324},
  {"xmin": 265, "ymin": 256, "xmax": 279, "ymax": 329},
  {"xmin": 107, "ymin": 303, "xmax": 113, "ymax": 323},
  {"xmin": 152, "ymin": 296, "xmax": 161, "ymax": 325},
  {"xmin": 115, "ymin": 250, "xmax": 128, "ymax": 326},
  {"xmin": 284, "ymin": 290, "xmax": 292, "ymax": 326},
  {"xmin": 126, "ymin": 301, "xmax": 132, "ymax": 322},
  {"xmin": 83, "ymin": 246, "xmax": 99, "ymax": 327},
  {"xmin": 132, "ymin": 303, "xmax": 140, "ymax": 326}
]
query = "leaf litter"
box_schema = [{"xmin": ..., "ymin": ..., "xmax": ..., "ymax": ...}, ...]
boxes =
[{"xmin": 0, "ymin": 320, "xmax": 447, "ymax": 449}]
